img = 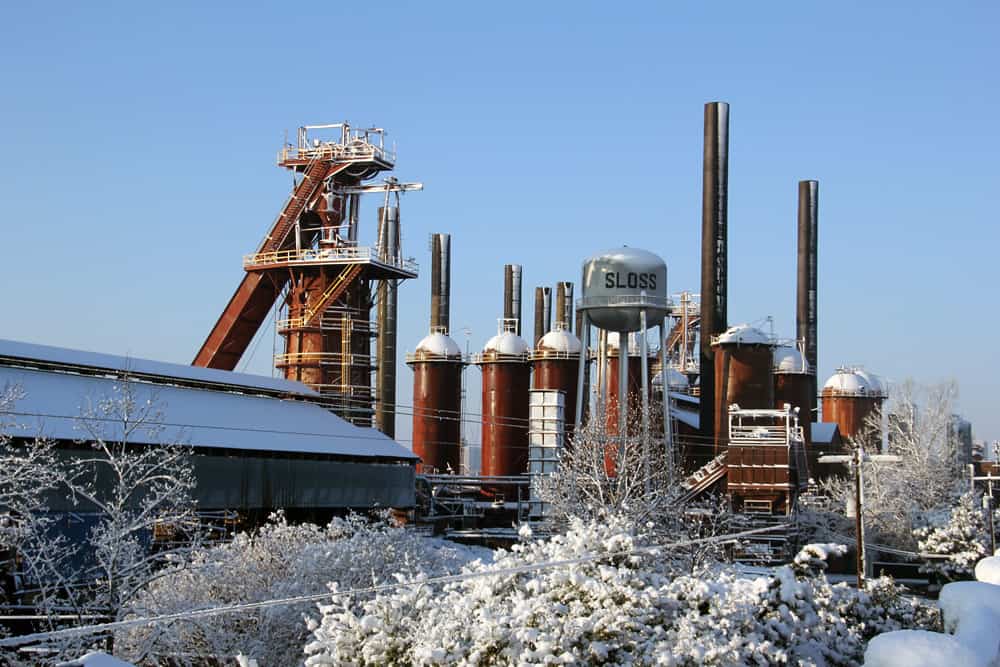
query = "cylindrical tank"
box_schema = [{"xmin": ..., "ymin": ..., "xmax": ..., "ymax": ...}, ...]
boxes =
[
  {"xmin": 603, "ymin": 332, "xmax": 648, "ymax": 436},
  {"xmin": 408, "ymin": 332, "xmax": 464, "ymax": 473},
  {"xmin": 712, "ymin": 324, "xmax": 774, "ymax": 458},
  {"xmin": 822, "ymin": 367, "xmax": 886, "ymax": 443},
  {"xmin": 579, "ymin": 248, "xmax": 668, "ymax": 332},
  {"xmin": 474, "ymin": 323, "xmax": 531, "ymax": 480},
  {"xmin": 531, "ymin": 323, "xmax": 581, "ymax": 434},
  {"xmin": 772, "ymin": 346, "xmax": 812, "ymax": 450}
]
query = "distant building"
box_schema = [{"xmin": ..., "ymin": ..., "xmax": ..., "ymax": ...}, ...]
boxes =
[{"xmin": 949, "ymin": 415, "xmax": 974, "ymax": 467}]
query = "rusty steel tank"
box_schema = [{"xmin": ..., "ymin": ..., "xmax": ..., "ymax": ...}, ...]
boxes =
[
  {"xmin": 603, "ymin": 332, "xmax": 650, "ymax": 436},
  {"xmin": 473, "ymin": 320, "xmax": 531, "ymax": 478},
  {"xmin": 772, "ymin": 345, "xmax": 813, "ymax": 450},
  {"xmin": 712, "ymin": 324, "xmax": 774, "ymax": 457},
  {"xmin": 406, "ymin": 232, "xmax": 464, "ymax": 474},
  {"xmin": 822, "ymin": 367, "xmax": 886, "ymax": 444},
  {"xmin": 407, "ymin": 330, "xmax": 464, "ymax": 474},
  {"xmin": 530, "ymin": 322, "xmax": 581, "ymax": 434}
]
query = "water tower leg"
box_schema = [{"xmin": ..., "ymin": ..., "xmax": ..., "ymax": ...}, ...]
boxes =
[
  {"xmin": 640, "ymin": 309, "xmax": 650, "ymax": 488},
  {"xmin": 574, "ymin": 311, "xmax": 590, "ymax": 433},
  {"xmin": 617, "ymin": 330, "xmax": 628, "ymax": 465},
  {"xmin": 660, "ymin": 318, "xmax": 673, "ymax": 482}
]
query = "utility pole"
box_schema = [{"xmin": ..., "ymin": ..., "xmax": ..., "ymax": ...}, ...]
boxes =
[{"xmin": 820, "ymin": 447, "xmax": 900, "ymax": 590}]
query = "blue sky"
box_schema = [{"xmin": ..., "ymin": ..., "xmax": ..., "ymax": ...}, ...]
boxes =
[{"xmin": 1, "ymin": 2, "xmax": 997, "ymax": 443}]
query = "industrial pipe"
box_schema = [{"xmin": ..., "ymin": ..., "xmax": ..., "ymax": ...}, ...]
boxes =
[
  {"xmin": 376, "ymin": 206, "xmax": 399, "ymax": 438},
  {"xmin": 431, "ymin": 233, "xmax": 451, "ymax": 332},
  {"xmin": 796, "ymin": 180, "xmax": 819, "ymax": 416}
]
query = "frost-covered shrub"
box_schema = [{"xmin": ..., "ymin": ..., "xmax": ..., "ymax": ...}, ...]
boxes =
[
  {"xmin": 915, "ymin": 491, "xmax": 995, "ymax": 582},
  {"xmin": 118, "ymin": 512, "xmax": 485, "ymax": 666},
  {"xmin": 305, "ymin": 516, "xmax": 936, "ymax": 667}
]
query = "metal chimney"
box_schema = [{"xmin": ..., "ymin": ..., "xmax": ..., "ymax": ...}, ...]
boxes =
[
  {"xmin": 699, "ymin": 101, "xmax": 730, "ymax": 460},
  {"xmin": 796, "ymin": 180, "xmax": 819, "ymax": 415},
  {"xmin": 503, "ymin": 264, "xmax": 523, "ymax": 335},
  {"xmin": 430, "ymin": 233, "xmax": 451, "ymax": 332},
  {"xmin": 534, "ymin": 287, "xmax": 545, "ymax": 346},
  {"xmin": 376, "ymin": 206, "xmax": 399, "ymax": 438},
  {"xmin": 557, "ymin": 281, "xmax": 574, "ymax": 331}
]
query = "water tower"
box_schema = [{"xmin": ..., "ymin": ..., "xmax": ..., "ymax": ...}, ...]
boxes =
[{"xmin": 575, "ymin": 248, "xmax": 672, "ymax": 470}]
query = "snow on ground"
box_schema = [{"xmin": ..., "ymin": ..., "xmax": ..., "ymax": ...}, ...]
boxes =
[
  {"xmin": 865, "ymin": 556, "xmax": 1000, "ymax": 666},
  {"xmin": 57, "ymin": 652, "xmax": 137, "ymax": 667},
  {"xmin": 975, "ymin": 554, "xmax": 1000, "ymax": 585},
  {"xmin": 864, "ymin": 630, "xmax": 988, "ymax": 667}
]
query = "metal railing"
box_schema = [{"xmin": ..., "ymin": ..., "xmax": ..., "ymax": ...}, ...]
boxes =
[
  {"xmin": 469, "ymin": 351, "xmax": 530, "ymax": 364},
  {"xmin": 243, "ymin": 246, "xmax": 419, "ymax": 273},
  {"xmin": 576, "ymin": 294, "xmax": 672, "ymax": 310},
  {"xmin": 528, "ymin": 349, "xmax": 579, "ymax": 361},
  {"xmin": 273, "ymin": 351, "xmax": 372, "ymax": 366},
  {"xmin": 278, "ymin": 140, "xmax": 395, "ymax": 166}
]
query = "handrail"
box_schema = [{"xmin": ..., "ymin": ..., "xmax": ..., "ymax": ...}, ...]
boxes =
[
  {"xmin": 273, "ymin": 351, "xmax": 372, "ymax": 365},
  {"xmin": 528, "ymin": 349, "xmax": 580, "ymax": 361},
  {"xmin": 576, "ymin": 294, "xmax": 672, "ymax": 310},
  {"xmin": 278, "ymin": 141, "xmax": 395, "ymax": 166},
  {"xmin": 469, "ymin": 351, "xmax": 530, "ymax": 364},
  {"xmin": 243, "ymin": 246, "xmax": 418, "ymax": 273}
]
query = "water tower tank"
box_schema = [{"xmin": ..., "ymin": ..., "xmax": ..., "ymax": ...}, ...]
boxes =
[{"xmin": 579, "ymin": 248, "xmax": 668, "ymax": 332}]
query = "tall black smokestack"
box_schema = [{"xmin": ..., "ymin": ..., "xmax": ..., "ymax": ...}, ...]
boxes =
[
  {"xmin": 430, "ymin": 233, "xmax": 451, "ymax": 332},
  {"xmin": 796, "ymin": 180, "xmax": 819, "ymax": 416},
  {"xmin": 699, "ymin": 101, "xmax": 729, "ymax": 460},
  {"xmin": 533, "ymin": 287, "xmax": 545, "ymax": 346}
]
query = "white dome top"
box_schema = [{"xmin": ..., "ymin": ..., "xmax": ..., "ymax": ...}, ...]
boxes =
[
  {"xmin": 415, "ymin": 332, "xmax": 462, "ymax": 358},
  {"xmin": 483, "ymin": 331, "xmax": 530, "ymax": 356},
  {"xmin": 773, "ymin": 346, "xmax": 809, "ymax": 374},
  {"xmin": 536, "ymin": 329, "xmax": 582, "ymax": 354},
  {"xmin": 854, "ymin": 368, "xmax": 885, "ymax": 396},
  {"xmin": 715, "ymin": 324, "xmax": 771, "ymax": 346},
  {"xmin": 823, "ymin": 367, "xmax": 884, "ymax": 397},
  {"xmin": 653, "ymin": 368, "xmax": 689, "ymax": 390}
]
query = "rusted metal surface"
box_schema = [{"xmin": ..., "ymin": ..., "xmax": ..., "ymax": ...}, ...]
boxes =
[
  {"xmin": 376, "ymin": 207, "xmax": 399, "ymax": 438},
  {"xmin": 700, "ymin": 101, "xmax": 730, "ymax": 450},
  {"xmin": 194, "ymin": 272, "xmax": 284, "ymax": 370},
  {"xmin": 821, "ymin": 392, "xmax": 882, "ymax": 442},
  {"xmin": 411, "ymin": 361, "xmax": 463, "ymax": 473},
  {"xmin": 479, "ymin": 362, "xmax": 530, "ymax": 480},
  {"xmin": 430, "ymin": 234, "xmax": 451, "ymax": 331},
  {"xmin": 712, "ymin": 343, "xmax": 772, "ymax": 457},
  {"xmin": 774, "ymin": 372, "xmax": 813, "ymax": 449},
  {"xmin": 797, "ymin": 180, "xmax": 819, "ymax": 415},
  {"xmin": 603, "ymin": 353, "xmax": 645, "ymax": 436},
  {"xmin": 532, "ymin": 358, "xmax": 579, "ymax": 435}
]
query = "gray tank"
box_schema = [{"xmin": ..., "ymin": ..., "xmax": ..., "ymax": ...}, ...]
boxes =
[{"xmin": 578, "ymin": 247, "xmax": 668, "ymax": 332}]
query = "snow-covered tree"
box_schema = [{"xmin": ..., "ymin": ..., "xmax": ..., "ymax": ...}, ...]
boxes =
[
  {"xmin": 818, "ymin": 380, "xmax": 967, "ymax": 551},
  {"xmin": 119, "ymin": 512, "xmax": 488, "ymax": 666},
  {"xmin": 915, "ymin": 491, "xmax": 995, "ymax": 582},
  {"xmin": 304, "ymin": 515, "xmax": 937, "ymax": 666}
]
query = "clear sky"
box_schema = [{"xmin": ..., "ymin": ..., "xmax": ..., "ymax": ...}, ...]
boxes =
[{"xmin": 1, "ymin": 2, "xmax": 997, "ymax": 444}]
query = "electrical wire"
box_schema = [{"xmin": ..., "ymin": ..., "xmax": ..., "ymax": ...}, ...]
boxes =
[{"xmin": 0, "ymin": 523, "xmax": 785, "ymax": 649}]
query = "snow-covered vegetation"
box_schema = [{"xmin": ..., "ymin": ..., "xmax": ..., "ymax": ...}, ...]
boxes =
[
  {"xmin": 915, "ymin": 491, "xmax": 997, "ymax": 581},
  {"xmin": 305, "ymin": 516, "xmax": 936, "ymax": 666},
  {"xmin": 118, "ymin": 512, "xmax": 486, "ymax": 666}
]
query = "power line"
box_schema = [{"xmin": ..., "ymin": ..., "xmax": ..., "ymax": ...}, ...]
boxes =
[{"xmin": 0, "ymin": 523, "xmax": 784, "ymax": 649}]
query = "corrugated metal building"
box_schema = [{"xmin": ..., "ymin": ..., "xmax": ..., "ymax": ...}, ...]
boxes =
[{"xmin": 0, "ymin": 339, "xmax": 416, "ymax": 514}]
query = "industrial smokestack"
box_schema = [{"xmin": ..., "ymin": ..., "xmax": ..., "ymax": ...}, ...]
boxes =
[
  {"xmin": 503, "ymin": 264, "xmax": 523, "ymax": 335},
  {"xmin": 699, "ymin": 101, "xmax": 730, "ymax": 460},
  {"xmin": 533, "ymin": 287, "xmax": 545, "ymax": 346},
  {"xmin": 376, "ymin": 206, "xmax": 400, "ymax": 438},
  {"xmin": 430, "ymin": 233, "xmax": 451, "ymax": 332},
  {"xmin": 558, "ymin": 282, "xmax": 574, "ymax": 331},
  {"xmin": 542, "ymin": 288, "xmax": 552, "ymax": 338},
  {"xmin": 796, "ymin": 180, "xmax": 819, "ymax": 416}
]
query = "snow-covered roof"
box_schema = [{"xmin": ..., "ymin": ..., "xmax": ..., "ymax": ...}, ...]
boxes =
[
  {"xmin": 536, "ymin": 329, "xmax": 582, "ymax": 355},
  {"xmin": 772, "ymin": 346, "xmax": 809, "ymax": 374},
  {"xmin": 413, "ymin": 332, "xmax": 463, "ymax": 359},
  {"xmin": 483, "ymin": 331, "xmax": 529, "ymax": 356},
  {"xmin": 713, "ymin": 324, "xmax": 771, "ymax": 346},
  {"xmin": 0, "ymin": 338, "xmax": 315, "ymax": 397},
  {"xmin": 653, "ymin": 368, "xmax": 689, "ymax": 390},
  {"xmin": 0, "ymin": 365, "xmax": 417, "ymax": 460},
  {"xmin": 822, "ymin": 367, "xmax": 886, "ymax": 397},
  {"xmin": 811, "ymin": 422, "xmax": 840, "ymax": 445}
]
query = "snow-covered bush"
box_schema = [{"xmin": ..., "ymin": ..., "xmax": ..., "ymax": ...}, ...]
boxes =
[
  {"xmin": 118, "ymin": 512, "xmax": 486, "ymax": 666},
  {"xmin": 915, "ymin": 491, "xmax": 994, "ymax": 582},
  {"xmin": 305, "ymin": 516, "xmax": 936, "ymax": 666}
]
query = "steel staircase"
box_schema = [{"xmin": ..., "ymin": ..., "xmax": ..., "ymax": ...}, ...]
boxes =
[{"xmin": 677, "ymin": 452, "xmax": 727, "ymax": 504}]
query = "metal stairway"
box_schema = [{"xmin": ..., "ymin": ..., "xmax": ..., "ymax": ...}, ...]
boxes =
[{"xmin": 677, "ymin": 452, "xmax": 727, "ymax": 504}]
